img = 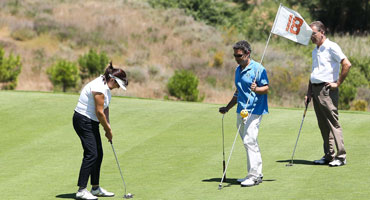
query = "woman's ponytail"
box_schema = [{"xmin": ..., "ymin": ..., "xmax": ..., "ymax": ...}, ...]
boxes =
[{"xmin": 103, "ymin": 61, "xmax": 114, "ymax": 83}]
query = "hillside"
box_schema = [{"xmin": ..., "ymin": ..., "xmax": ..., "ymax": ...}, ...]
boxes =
[
  {"xmin": 0, "ymin": 0, "xmax": 369, "ymax": 109},
  {"xmin": 0, "ymin": 0, "xmax": 235, "ymax": 103}
]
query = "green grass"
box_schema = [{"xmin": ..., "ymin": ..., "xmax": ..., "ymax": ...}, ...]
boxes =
[{"xmin": 1, "ymin": 91, "xmax": 370, "ymax": 200}]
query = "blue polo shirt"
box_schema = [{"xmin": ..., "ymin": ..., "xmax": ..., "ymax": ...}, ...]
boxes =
[{"xmin": 234, "ymin": 60, "xmax": 269, "ymax": 115}]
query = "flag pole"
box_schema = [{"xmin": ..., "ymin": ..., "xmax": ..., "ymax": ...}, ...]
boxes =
[
  {"xmin": 259, "ymin": 3, "xmax": 282, "ymax": 67},
  {"xmin": 244, "ymin": 3, "xmax": 282, "ymax": 109}
]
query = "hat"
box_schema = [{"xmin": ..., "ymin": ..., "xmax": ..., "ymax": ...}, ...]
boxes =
[{"xmin": 109, "ymin": 74, "xmax": 127, "ymax": 91}]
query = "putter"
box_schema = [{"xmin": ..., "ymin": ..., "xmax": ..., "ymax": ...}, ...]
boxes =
[
  {"xmin": 218, "ymin": 122, "xmax": 243, "ymax": 190},
  {"xmin": 286, "ymin": 100, "xmax": 310, "ymax": 167},
  {"xmin": 221, "ymin": 114, "xmax": 226, "ymax": 181},
  {"xmin": 110, "ymin": 141, "xmax": 133, "ymax": 198}
]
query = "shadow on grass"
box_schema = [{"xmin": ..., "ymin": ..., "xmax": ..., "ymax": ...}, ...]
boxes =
[
  {"xmin": 55, "ymin": 193, "xmax": 75, "ymax": 199},
  {"xmin": 202, "ymin": 178, "xmax": 239, "ymax": 186},
  {"xmin": 202, "ymin": 177, "xmax": 276, "ymax": 188},
  {"xmin": 276, "ymin": 159, "xmax": 316, "ymax": 165}
]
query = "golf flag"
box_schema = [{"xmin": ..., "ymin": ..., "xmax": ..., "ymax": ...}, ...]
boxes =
[{"xmin": 271, "ymin": 5, "xmax": 312, "ymax": 45}]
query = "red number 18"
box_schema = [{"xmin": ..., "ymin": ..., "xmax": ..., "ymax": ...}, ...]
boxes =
[{"xmin": 286, "ymin": 14, "xmax": 303, "ymax": 35}]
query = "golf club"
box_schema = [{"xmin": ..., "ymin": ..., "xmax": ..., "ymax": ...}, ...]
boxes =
[
  {"xmin": 221, "ymin": 114, "xmax": 226, "ymax": 181},
  {"xmin": 286, "ymin": 100, "xmax": 310, "ymax": 167},
  {"xmin": 218, "ymin": 122, "xmax": 243, "ymax": 190},
  {"xmin": 110, "ymin": 141, "xmax": 133, "ymax": 199}
]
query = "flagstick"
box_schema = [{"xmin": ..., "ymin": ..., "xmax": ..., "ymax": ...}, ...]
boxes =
[
  {"xmin": 245, "ymin": 3, "xmax": 281, "ymax": 107},
  {"xmin": 259, "ymin": 3, "xmax": 282, "ymax": 68}
]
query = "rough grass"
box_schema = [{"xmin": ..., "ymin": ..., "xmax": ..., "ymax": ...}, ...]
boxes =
[{"xmin": 1, "ymin": 91, "xmax": 369, "ymax": 200}]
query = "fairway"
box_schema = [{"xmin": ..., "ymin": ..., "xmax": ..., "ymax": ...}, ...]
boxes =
[{"xmin": 1, "ymin": 91, "xmax": 370, "ymax": 200}]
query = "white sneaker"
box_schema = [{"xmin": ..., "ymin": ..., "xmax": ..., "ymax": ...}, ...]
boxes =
[
  {"xmin": 238, "ymin": 175, "xmax": 263, "ymax": 183},
  {"xmin": 237, "ymin": 176, "xmax": 248, "ymax": 183},
  {"xmin": 329, "ymin": 159, "xmax": 346, "ymax": 167},
  {"xmin": 91, "ymin": 187, "xmax": 115, "ymax": 197},
  {"xmin": 241, "ymin": 177, "xmax": 262, "ymax": 187},
  {"xmin": 76, "ymin": 189, "xmax": 98, "ymax": 200}
]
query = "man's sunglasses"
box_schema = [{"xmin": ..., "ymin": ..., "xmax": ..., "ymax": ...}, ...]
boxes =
[{"xmin": 233, "ymin": 54, "xmax": 244, "ymax": 58}]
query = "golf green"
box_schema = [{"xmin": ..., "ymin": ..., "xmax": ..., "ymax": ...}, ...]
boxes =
[{"xmin": 1, "ymin": 91, "xmax": 369, "ymax": 200}]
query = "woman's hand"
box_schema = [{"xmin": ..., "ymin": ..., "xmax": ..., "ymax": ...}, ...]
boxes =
[{"xmin": 105, "ymin": 129, "xmax": 113, "ymax": 142}]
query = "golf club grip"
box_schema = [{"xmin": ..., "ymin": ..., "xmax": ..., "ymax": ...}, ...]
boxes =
[
  {"xmin": 223, "ymin": 160, "xmax": 226, "ymax": 179},
  {"xmin": 303, "ymin": 101, "xmax": 310, "ymax": 116}
]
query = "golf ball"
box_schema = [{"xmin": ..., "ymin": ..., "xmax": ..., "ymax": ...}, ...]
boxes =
[{"xmin": 240, "ymin": 109, "xmax": 248, "ymax": 118}]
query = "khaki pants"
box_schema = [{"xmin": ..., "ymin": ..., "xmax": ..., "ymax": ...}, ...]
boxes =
[{"xmin": 312, "ymin": 83, "xmax": 346, "ymax": 161}]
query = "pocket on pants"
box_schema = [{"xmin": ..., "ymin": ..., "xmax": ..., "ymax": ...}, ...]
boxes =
[{"xmin": 323, "ymin": 85, "xmax": 330, "ymax": 96}]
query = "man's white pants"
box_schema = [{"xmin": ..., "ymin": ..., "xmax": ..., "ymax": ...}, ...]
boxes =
[{"xmin": 237, "ymin": 113, "xmax": 263, "ymax": 178}]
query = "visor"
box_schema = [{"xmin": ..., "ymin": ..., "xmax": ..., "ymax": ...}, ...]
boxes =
[{"xmin": 109, "ymin": 74, "xmax": 127, "ymax": 91}]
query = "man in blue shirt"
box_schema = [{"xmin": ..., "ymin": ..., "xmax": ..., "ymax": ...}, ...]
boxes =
[{"xmin": 219, "ymin": 40, "xmax": 269, "ymax": 187}]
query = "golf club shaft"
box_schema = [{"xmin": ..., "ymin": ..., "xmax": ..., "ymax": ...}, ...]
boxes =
[
  {"xmin": 219, "ymin": 122, "xmax": 242, "ymax": 186},
  {"xmin": 110, "ymin": 141, "xmax": 127, "ymax": 195},
  {"xmin": 222, "ymin": 114, "xmax": 226, "ymax": 180},
  {"xmin": 289, "ymin": 104, "xmax": 308, "ymax": 164}
]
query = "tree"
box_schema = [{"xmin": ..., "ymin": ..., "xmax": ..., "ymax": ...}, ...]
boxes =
[
  {"xmin": 78, "ymin": 49, "xmax": 109, "ymax": 79},
  {"xmin": 0, "ymin": 47, "xmax": 22, "ymax": 89},
  {"xmin": 287, "ymin": 0, "xmax": 370, "ymax": 34},
  {"xmin": 47, "ymin": 60, "xmax": 80, "ymax": 92}
]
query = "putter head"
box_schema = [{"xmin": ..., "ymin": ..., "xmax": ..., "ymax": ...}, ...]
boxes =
[
  {"xmin": 286, "ymin": 163, "xmax": 293, "ymax": 167},
  {"xmin": 124, "ymin": 193, "xmax": 133, "ymax": 199},
  {"xmin": 218, "ymin": 184, "xmax": 223, "ymax": 190}
]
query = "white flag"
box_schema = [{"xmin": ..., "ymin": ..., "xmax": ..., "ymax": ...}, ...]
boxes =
[{"xmin": 271, "ymin": 5, "xmax": 312, "ymax": 45}]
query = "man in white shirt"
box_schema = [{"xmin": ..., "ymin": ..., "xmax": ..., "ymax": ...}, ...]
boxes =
[{"xmin": 305, "ymin": 21, "xmax": 352, "ymax": 167}]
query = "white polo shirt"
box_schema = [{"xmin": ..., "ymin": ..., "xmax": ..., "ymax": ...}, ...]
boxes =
[
  {"xmin": 75, "ymin": 76, "xmax": 111, "ymax": 122},
  {"xmin": 310, "ymin": 38, "xmax": 347, "ymax": 84}
]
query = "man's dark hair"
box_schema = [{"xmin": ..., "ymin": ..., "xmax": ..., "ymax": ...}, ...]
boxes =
[
  {"xmin": 233, "ymin": 40, "xmax": 252, "ymax": 56},
  {"xmin": 310, "ymin": 21, "xmax": 326, "ymax": 35}
]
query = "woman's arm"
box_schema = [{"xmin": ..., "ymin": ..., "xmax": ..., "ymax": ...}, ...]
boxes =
[
  {"xmin": 93, "ymin": 92, "xmax": 112, "ymax": 142},
  {"xmin": 104, "ymin": 107, "xmax": 110, "ymax": 124}
]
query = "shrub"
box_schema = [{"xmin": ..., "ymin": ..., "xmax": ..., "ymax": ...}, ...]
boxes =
[
  {"xmin": 78, "ymin": 49, "xmax": 109, "ymax": 80},
  {"xmin": 167, "ymin": 69, "xmax": 201, "ymax": 102},
  {"xmin": 351, "ymin": 100, "xmax": 368, "ymax": 111},
  {"xmin": 10, "ymin": 28, "xmax": 36, "ymax": 41},
  {"xmin": 339, "ymin": 56, "xmax": 369, "ymax": 109},
  {"xmin": 126, "ymin": 66, "xmax": 147, "ymax": 83},
  {"xmin": 213, "ymin": 51, "xmax": 224, "ymax": 68},
  {"xmin": 0, "ymin": 47, "xmax": 22, "ymax": 89},
  {"xmin": 148, "ymin": 65, "xmax": 160, "ymax": 77},
  {"xmin": 206, "ymin": 76, "xmax": 217, "ymax": 87},
  {"xmin": 47, "ymin": 60, "xmax": 80, "ymax": 92}
]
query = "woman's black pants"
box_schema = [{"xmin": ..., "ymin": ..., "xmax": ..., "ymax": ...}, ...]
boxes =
[{"xmin": 73, "ymin": 111, "xmax": 103, "ymax": 188}]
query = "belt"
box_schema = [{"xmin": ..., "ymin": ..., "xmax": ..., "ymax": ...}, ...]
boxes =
[{"xmin": 311, "ymin": 82, "xmax": 326, "ymax": 86}]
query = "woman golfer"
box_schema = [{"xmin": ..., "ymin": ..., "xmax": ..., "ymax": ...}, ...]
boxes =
[
  {"xmin": 219, "ymin": 40, "xmax": 269, "ymax": 187},
  {"xmin": 73, "ymin": 62, "xmax": 128, "ymax": 200}
]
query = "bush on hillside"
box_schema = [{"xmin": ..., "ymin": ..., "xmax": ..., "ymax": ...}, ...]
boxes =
[
  {"xmin": 0, "ymin": 47, "xmax": 22, "ymax": 90},
  {"xmin": 10, "ymin": 28, "xmax": 37, "ymax": 41},
  {"xmin": 212, "ymin": 51, "xmax": 224, "ymax": 68},
  {"xmin": 339, "ymin": 56, "xmax": 369, "ymax": 110},
  {"xmin": 47, "ymin": 60, "xmax": 80, "ymax": 92},
  {"xmin": 351, "ymin": 100, "xmax": 368, "ymax": 111},
  {"xmin": 149, "ymin": 0, "xmax": 234, "ymax": 26},
  {"xmin": 167, "ymin": 69, "xmax": 201, "ymax": 102},
  {"xmin": 126, "ymin": 66, "xmax": 147, "ymax": 83},
  {"xmin": 78, "ymin": 49, "xmax": 109, "ymax": 80}
]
